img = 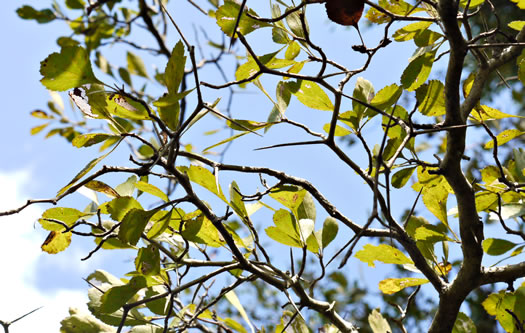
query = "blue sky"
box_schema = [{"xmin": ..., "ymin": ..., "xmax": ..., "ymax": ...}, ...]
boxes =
[{"xmin": 2, "ymin": 0, "xmax": 520, "ymax": 331}]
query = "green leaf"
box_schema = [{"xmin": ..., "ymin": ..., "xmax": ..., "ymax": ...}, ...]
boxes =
[
  {"xmin": 229, "ymin": 181, "xmax": 248, "ymax": 220},
  {"xmin": 115, "ymin": 175, "xmax": 138, "ymax": 197},
  {"xmin": 30, "ymin": 123, "xmax": 49, "ymax": 135},
  {"xmin": 482, "ymin": 238, "xmax": 517, "ymax": 256},
  {"xmin": 135, "ymin": 244, "xmax": 161, "ymax": 276},
  {"xmin": 414, "ymin": 225, "xmax": 452, "ymax": 242},
  {"xmin": 39, "ymin": 207, "xmax": 86, "ymax": 231},
  {"xmin": 65, "ymin": 0, "xmax": 86, "ymax": 10},
  {"xmin": 147, "ymin": 210, "xmax": 173, "ymax": 239},
  {"xmin": 323, "ymin": 123, "xmax": 352, "ymax": 136},
  {"xmin": 41, "ymin": 230, "xmax": 72, "ymax": 254},
  {"xmin": 321, "ymin": 217, "xmax": 339, "ymax": 249},
  {"xmin": 17, "ymin": 6, "xmax": 55, "ymax": 23},
  {"xmin": 379, "ymin": 277, "xmax": 429, "ymax": 294},
  {"xmin": 422, "ymin": 184, "xmax": 449, "ymax": 225},
  {"xmin": 470, "ymin": 105, "xmax": 522, "ymax": 122},
  {"xmin": 269, "ymin": 185, "xmax": 307, "ymax": 213},
  {"xmin": 135, "ymin": 181, "xmax": 169, "ymax": 202},
  {"xmin": 370, "ymin": 84, "xmax": 402, "ymax": 110},
  {"xmin": 182, "ymin": 214, "xmax": 225, "ymax": 247},
  {"xmin": 100, "ymin": 196, "xmax": 143, "ymax": 222},
  {"xmin": 401, "ymin": 51, "xmax": 436, "ymax": 91},
  {"xmin": 355, "ymin": 244, "xmax": 414, "ymax": 267},
  {"xmin": 484, "ymin": 129, "xmax": 524, "ymax": 149},
  {"xmin": 40, "ymin": 46, "xmax": 101, "ymax": 91},
  {"xmin": 368, "ymin": 309, "xmax": 392, "ymax": 333},
  {"xmin": 144, "ymin": 286, "xmax": 168, "ymax": 316},
  {"xmin": 285, "ymin": 6, "xmax": 308, "ymax": 38},
  {"xmin": 165, "ymin": 41, "xmax": 186, "ymax": 94},
  {"xmin": 100, "ymin": 276, "xmax": 147, "ymax": 313},
  {"xmin": 178, "ymin": 165, "xmax": 227, "ymax": 201},
  {"xmin": 452, "ymin": 312, "xmax": 477, "ymax": 333},
  {"xmin": 118, "ymin": 67, "xmax": 132, "ymax": 86},
  {"xmin": 508, "ymin": 21, "xmax": 525, "ymax": 31},
  {"xmin": 285, "ymin": 41, "xmax": 301, "ymax": 60},
  {"xmin": 297, "ymin": 192, "xmax": 316, "ymax": 221},
  {"xmin": 391, "ymin": 167, "xmax": 416, "ymax": 189},
  {"xmin": 72, "ymin": 133, "xmax": 116, "ymax": 148},
  {"xmin": 416, "ymin": 80, "xmax": 446, "ymax": 116},
  {"xmin": 265, "ymin": 209, "xmax": 302, "ymax": 248},
  {"xmin": 393, "ymin": 21, "xmax": 433, "ymax": 42},
  {"xmin": 285, "ymin": 80, "xmax": 334, "ymax": 111},
  {"xmin": 215, "ymin": 0, "xmax": 270, "ymax": 37},
  {"xmin": 118, "ymin": 208, "xmax": 157, "ymax": 245},
  {"xmin": 126, "ymin": 51, "xmax": 149, "ymax": 78},
  {"xmin": 353, "ymin": 77, "xmax": 375, "ymax": 119},
  {"xmin": 475, "ymin": 191, "xmax": 498, "ymax": 212}
]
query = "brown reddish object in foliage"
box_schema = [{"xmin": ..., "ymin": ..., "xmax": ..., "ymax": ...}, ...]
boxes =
[
  {"xmin": 325, "ymin": 0, "xmax": 365, "ymax": 27},
  {"xmin": 325, "ymin": 0, "xmax": 366, "ymax": 47}
]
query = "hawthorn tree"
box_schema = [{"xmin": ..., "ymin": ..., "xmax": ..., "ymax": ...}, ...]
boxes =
[{"xmin": 3, "ymin": 0, "xmax": 525, "ymax": 332}]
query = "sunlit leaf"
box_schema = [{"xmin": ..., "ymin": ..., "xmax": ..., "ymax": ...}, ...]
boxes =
[
  {"xmin": 126, "ymin": 51, "xmax": 149, "ymax": 78},
  {"xmin": 370, "ymin": 84, "xmax": 402, "ymax": 110},
  {"xmin": 482, "ymin": 238, "xmax": 517, "ymax": 256},
  {"xmin": 285, "ymin": 79, "xmax": 334, "ymax": 111},
  {"xmin": 355, "ymin": 244, "xmax": 413, "ymax": 267},
  {"xmin": 135, "ymin": 181, "xmax": 169, "ymax": 202},
  {"xmin": 60, "ymin": 308, "xmax": 116, "ymax": 333},
  {"xmin": 165, "ymin": 40, "xmax": 186, "ymax": 94},
  {"xmin": 391, "ymin": 167, "xmax": 416, "ymax": 189},
  {"xmin": 118, "ymin": 208, "xmax": 157, "ymax": 245},
  {"xmin": 368, "ymin": 309, "xmax": 392, "ymax": 333},
  {"xmin": 178, "ymin": 165, "xmax": 227, "ymax": 201},
  {"xmin": 215, "ymin": 0, "xmax": 270, "ymax": 37},
  {"xmin": 321, "ymin": 217, "xmax": 338, "ymax": 249},
  {"xmin": 39, "ymin": 207, "xmax": 86, "ymax": 231},
  {"xmin": 72, "ymin": 133, "xmax": 116, "ymax": 148},
  {"xmin": 416, "ymin": 80, "xmax": 446, "ymax": 116},
  {"xmin": 401, "ymin": 51, "xmax": 435, "ymax": 91},
  {"xmin": 135, "ymin": 244, "xmax": 161, "ymax": 276},
  {"xmin": 40, "ymin": 46, "xmax": 101, "ymax": 91},
  {"xmin": 484, "ymin": 129, "xmax": 524, "ymax": 149},
  {"xmin": 41, "ymin": 230, "xmax": 72, "ymax": 254},
  {"xmin": 378, "ymin": 277, "xmax": 428, "ymax": 294},
  {"xmin": 100, "ymin": 276, "xmax": 147, "ymax": 313}
]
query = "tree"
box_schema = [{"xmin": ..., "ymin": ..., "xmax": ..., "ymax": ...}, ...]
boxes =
[{"xmin": 2, "ymin": 0, "xmax": 525, "ymax": 332}]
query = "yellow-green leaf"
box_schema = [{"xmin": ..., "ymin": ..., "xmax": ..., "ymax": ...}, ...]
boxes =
[
  {"xmin": 401, "ymin": 51, "xmax": 435, "ymax": 91},
  {"xmin": 484, "ymin": 129, "xmax": 524, "ymax": 149},
  {"xmin": 40, "ymin": 46, "xmax": 101, "ymax": 91},
  {"xmin": 135, "ymin": 181, "xmax": 169, "ymax": 202},
  {"xmin": 285, "ymin": 80, "xmax": 334, "ymax": 111},
  {"xmin": 393, "ymin": 21, "xmax": 432, "ymax": 42},
  {"xmin": 41, "ymin": 230, "xmax": 72, "ymax": 254},
  {"xmin": 482, "ymin": 238, "xmax": 517, "ymax": 256},
  {"xmin": 355, "ymin": 244, "xmax": 413, "ymax": 267},
  {"xmin": 178, "ymin": 165, "xmax": 227, "ymax": 201},
  {"xmin": 471, "ymin": 105, "xmax": 521, "ymax": 122},
  {"xmin": 368, "ymin": 309, "xmax": 392, "ymax": 333},
  {"xmin": 509, "ymin": 21, "xmax": 525, "ymax": 31},
  {"xmin": 378, "ymin": 277, "xmax": 429, "ymax": 294},
  {"xmin": 417, "ymin": 80, "xmax": 446, "ymax": 116},
  {"xmin": 126, "ymin": 51, "xmax": 149, "ymax": 78}
]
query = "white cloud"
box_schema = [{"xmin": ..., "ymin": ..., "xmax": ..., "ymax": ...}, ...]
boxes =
[{"xmin": 0, "ymin": 170, "xmax": 87, "ymax": 332}]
